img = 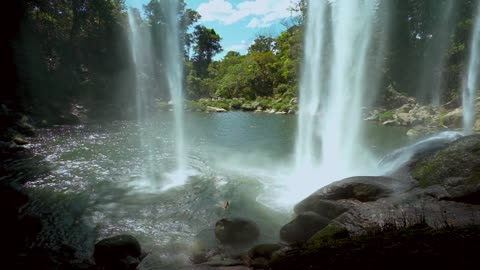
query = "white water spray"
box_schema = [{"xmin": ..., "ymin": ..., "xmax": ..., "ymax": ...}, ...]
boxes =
[
  {"xmin": 293, "ymin": 0, "xmax": 389, "ymax": 195},
  {"xmin": 162, "ymin": 0, "xmax": 189, "ymax": 189},
  {"xmin": 463, "ymin": 3, "xmax": 480, "ymax": 134},
  {"xmin": 128, "ymin": 8, "xmax": 156, "ymax": 181}
]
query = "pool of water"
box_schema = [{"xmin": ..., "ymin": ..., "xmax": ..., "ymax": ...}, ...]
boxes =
[{"xmin": 24, "ymin": 111, "xmax": 414, "ymax": 269}]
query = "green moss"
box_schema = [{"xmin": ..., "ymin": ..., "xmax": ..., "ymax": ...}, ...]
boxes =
[
  {"xmin": 307, "ymin": 224, "xmax": 349, "ymax": 245},
  {"xmin": 378, "ymin": 111, "xmax": 394, "ymax": 122},
  {"xmin": 269, "ymin": 225, "xmax": 480, "ymax": 270}
]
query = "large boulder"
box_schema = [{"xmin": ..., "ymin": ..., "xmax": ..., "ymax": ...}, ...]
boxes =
[
  {"xmin": 215, "ymin": 218, "xmax": 260, "ymax": 248},
  {"xmin": 441, "ymin": 107, "xmax": 463, "ymax": 128},
  {"xmin": 280, "ymin": 212, "xmax": 330, "ymax": 244},
  {"xmin": 298, "ymin": 176, "xmax": 397, "ymax": 203},
  {"xmin": 93, "ymin": 235, "xmax": 145, "ymax": 270},
  {"xmin": 411, "ymin": 135, "xmax": 480, "ymax": 204},
  {"xmin": 294, "ymin": 198, "xmax": 348, "ymax": 219}
]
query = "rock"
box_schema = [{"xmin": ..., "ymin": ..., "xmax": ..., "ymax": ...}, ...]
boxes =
[
  {"xmin": 251, "ymin": 101, "xmax": 260, "ymax": 108},
  {"xmin": 240, "ymin": 104, "xmax": 255, "ymax": 111},
  {"xmin": 294, "ymin": 198, "xmax": 348, "ymax": 219},
  {"xmin": 275, "ymin": 112, "xmax": 286, "ymax": 115},
  {"xmin": 266, "ymin": 109, "xmax": 276, "ymax": 114},
  {"xmin": 300, "ymin": 176, "xmax": 397, "ymax": 203},
  {"xmin": 93, "ymin": 235, "xmax": 145, "ymax": 270},
  {"xmin": 382, "ymin": 120, "xmax": 397, "ymax": 126},
  {"xmin": 247, "ymin": 244, "xmax": 282, "ymax": 261},
  {"xmin": 442, "ymin": 107, "xmax": 463, "ymax": 128},
  {"xmin": 395, "ymin": 112, "xmax": 414, "ymax": 126},
  {"xmin": 365, "ymin": 109, "xmax": 381, "ymax": 121},
  {"xmin": 215, "ymin": 218, "xmax": 260, "ymax": 248},
  {"xmin": 307, "ymin": 223, "xmax": 349, "ymax": 244},
  {"xmin": 384, "ymin": 85, "xmax": 416, "ymax": 109},
  {"xmin": 280, "ymin": 212, "xmax": 330, "ymax": 244},
  {"xmin": 15, "ymin": 116, "xmax": 35, "ymax": 136},
  {"xmin": 256, "ymin": 106, "xmax": 263, "ymax": 111},
  {"xmin": 289, "ymin": 98, "xmax": 298, "ymax": 105},
  {"xmin": 201, "ymin": 258, "xmax": 243, "ymax": 267},
  {"xmin": 13, "ymin": 136, "xmax": 28, "ymax": 145},
  {"xmin": 207, "ymin": 106, "xmax": 227, "ymax": 112},
  {"xmin": 411, "ymin": 135, "xmax": 480, "ymax": 204},
  {"xmin": 406, "ymin": 125, "xmax": 439, "ymax": 137}
]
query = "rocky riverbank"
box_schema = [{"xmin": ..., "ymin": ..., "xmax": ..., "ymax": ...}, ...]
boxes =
[
  {"xmin": 181, "ymin": 97, "xmax": 298, "ymax": 115},
  {"xmin": 364, "ymin": 86, "xmax": 480, "ymax": 137}
]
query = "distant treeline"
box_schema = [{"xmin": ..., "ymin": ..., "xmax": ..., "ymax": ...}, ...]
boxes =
[{"xmin": 2, "ymin": 0, "xmax": 479, "ymax": 122}]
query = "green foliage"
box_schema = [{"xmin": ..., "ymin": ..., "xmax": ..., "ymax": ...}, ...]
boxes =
[{"xmin": 378, "ymin": 111, "xmax": 394, "ymax": 122}]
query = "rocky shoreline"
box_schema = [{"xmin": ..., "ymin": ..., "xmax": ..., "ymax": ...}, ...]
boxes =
[
  {"xmin": 184, "ymin": 133, "xmax": 480, "ymax": 270},
  {"xmin": 364, "ymin": 87, "xmax": 480, "ymax": 137}
]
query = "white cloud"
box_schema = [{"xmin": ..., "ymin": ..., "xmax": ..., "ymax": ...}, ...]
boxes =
[
  {"xmin": 225, "ymin": 39, "xmax": 249, "ymax": 52},
  {"xmin": 196, "ymin": 0, "xmax": 299, "ymax": 27}
]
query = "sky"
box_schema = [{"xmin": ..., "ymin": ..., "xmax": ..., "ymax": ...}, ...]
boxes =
[{"xmin": 125, "ymin": 0, "xmax": 300, "ymax": 59}]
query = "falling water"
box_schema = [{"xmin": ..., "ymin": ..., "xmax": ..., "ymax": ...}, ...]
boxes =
[
  {"xmin": 417, "ymin": 0, "xmax": 458, "ymax": 106},
  {"xmin": 463, "ymin": 3, "xmax": 480, "ymax": 134},
  {"xmin": 161, "ymin": 0, "xmax": 188, "ymax": 188},
  {"xmin": 128, "ymin": 8, "xmax": 156, "ymax": 182},
  {"xmin": 293, "ymin": 0, "xmax": 389, "ymax": 190}
]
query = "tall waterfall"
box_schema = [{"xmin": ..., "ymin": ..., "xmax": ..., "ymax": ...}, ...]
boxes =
[
  {"xmin": 128, "ymin": 8, "xmax": 156, "ymax": 181},
  {"xmin": 161, "ymin": 0, "xmax": 188, "ymax": 188},
  {"xmin": 294, "ymin": 0, "xmax": 389, "ymax": 188},
  {"xmin": 463, "ymin": 3, "xmax": 480, "ymax": 134},
  {"xmin": 127, "ymin": 2, "xmax": 188, "ymax": 189}
]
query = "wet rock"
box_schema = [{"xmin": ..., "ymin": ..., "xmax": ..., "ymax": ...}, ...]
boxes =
[
  {"xmin": 294, "ymin": 198, "xmax": 348, "ymax": 219},
  {"xmin": 298, "ymin": 176, "xmax": 397, "ymax": 204},
  {"xmin": 215, "ymin": 218, "xmax": 260, "ymax": 248},
  {"xmin": 246, "ymin": 243, "xmax": 283, "ymax": 267},
  {"xmin": 93, "ymin": 234, "xmax": 145, "ymax": 270},
  {"xmin": 13, "ymin": 136, "xmax": 28, "ymax": 145},
  {"xmin": 280, "ymin": 212, "xmax": 330, "ymax": 244},
  {"xmin": 307, "ymin": 223, "xmax": 349, "ymax": 244},
  {"xmin": 411, "ymin": 135, "xmax": 480, "ymax": 204},
  {"xmin": 207, "ymin": 106, "xmax": 227, "ymax": 112}
]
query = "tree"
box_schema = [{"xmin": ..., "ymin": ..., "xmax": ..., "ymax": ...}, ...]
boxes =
[
  {"xmin": 248, "ymin": 35, "xmax": 275, "ymax": 53},
  {"xmin": 191, "ymin": 25, "xmax": 222, "ymax": 78}
]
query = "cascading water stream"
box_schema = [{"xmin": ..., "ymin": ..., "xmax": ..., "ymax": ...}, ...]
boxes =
[
  {"xmin": 161, "ymin": 0, "xmax": 189, "ymax": 189},
  {"xmin": 463, "ymin": 3, "xmax": 480, "ymax": 134},
  {"xmin": 292, "ymin": 0, "xmax": 389, "ymax": 195},
  {"xmin": 128, "ymin": 8, "xmax": 156, "ymax": 183}
]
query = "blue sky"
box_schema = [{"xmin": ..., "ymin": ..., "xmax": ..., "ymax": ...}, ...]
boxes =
[{"xmin": 125, "ymin": 0, "xmax": 299, "ymax": 59}]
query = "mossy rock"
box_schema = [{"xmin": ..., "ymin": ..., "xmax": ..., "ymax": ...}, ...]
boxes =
[
  {"xmin": 412, "ymin": 135, "xmax": 480, "ymax": 203},
  {"xmin": 248, "ymin": 244, "xmax": 282, "ymax": 260},
  {"xmin": 297, "ymin": 176, "xmax": 395, "ymax": 206},
  {"xmin": 280, "ymin": 212, "xmax": 330, "ymax": 244},
  {"xmin": 307, "ymin": 224, "xmax": 349, "ymax": 245}
]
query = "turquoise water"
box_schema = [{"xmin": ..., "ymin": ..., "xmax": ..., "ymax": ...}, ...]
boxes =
[{"xmin": 25, "ymin": 112, "xmax": 412, "ymax": 269}]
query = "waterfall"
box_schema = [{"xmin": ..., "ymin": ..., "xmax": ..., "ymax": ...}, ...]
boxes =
[
  {"xmin": 463, "ymin": 3, "xmax": 480, "ymax": 134},
  {"xmin": 417, "ymin": 0, "xmax": 458, "ymax": 106},
  {"xmin": 128, "ymin": 8, "xmax": 156, "ymax": 182},
  {"xmin": 161, "ymin": 0, "xmax": 188, "ymax": 189},
  {"xmin": 293, "ymin": 0, "xmax": 389, "ymax": 189},
  {"xmin": 128, "ymin": 1, "xmax": 188, "ymax": 190}
]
